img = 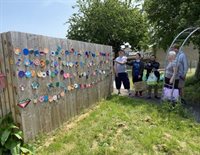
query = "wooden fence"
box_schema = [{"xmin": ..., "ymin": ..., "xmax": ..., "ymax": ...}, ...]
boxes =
[{"xmin": 0, "ymin": 31, "xmax": 113, "ymax": 141}]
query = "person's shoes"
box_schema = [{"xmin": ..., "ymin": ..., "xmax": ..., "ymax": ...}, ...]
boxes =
[
  {"xmin": 139, "ymin": 92, "xmax": 142, "ymax": 97},
  {"xmin": 135, "ymin": 92, "xmax": 138, "ymax": 97},
  {"xmin": 155, "ymin": 96, "xmax": 160, "ymax": 99},
  {"xmin": 118, "ymin": 92, "xmax": 121, "ymax": 95},
  {"xmin": 128, "ymin": 92, "xmax": 132, "ymax": 96}
]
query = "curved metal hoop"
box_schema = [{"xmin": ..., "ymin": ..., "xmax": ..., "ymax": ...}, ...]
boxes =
[{"xmin": 162, "ymin": 27, "xmax": 200, "ymax": 102}]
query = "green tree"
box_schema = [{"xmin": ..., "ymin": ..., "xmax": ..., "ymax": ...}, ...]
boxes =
[
  {"xmin": 66, "ymin": 0, "xmax": 149, "ymax": 52},
  {"xmin": 144, "ymin": 0, "xmax": 200, "ymax": 79}
]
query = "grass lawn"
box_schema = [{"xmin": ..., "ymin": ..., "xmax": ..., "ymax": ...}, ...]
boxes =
[
  {"xmin": 184, "ymin": 68, "xmax": 200, "ymax": 105},
  {"xmin": 35, "ymin": 95, "xmax": 200, "ymax": 155},
  {"xmin": 185, "ymin": 76, "xmax": 200, "ymax": 105}
]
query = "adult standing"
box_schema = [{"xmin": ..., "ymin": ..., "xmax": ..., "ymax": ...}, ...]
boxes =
[
  {"xmin": 159, "ymin": 51, "xmax": 180, "ymax": 101},
  {"xmin": 127, "ymin": 53, "xmax": 144, "ymax": 96},
  {"xmin": 171, "ymin": 44, "xmax": 188, "ymax": 98},
  {"xmin": 164, "ymin": 51, "xmax": 180, "ymax": 89},
  {"xmin": 145, "ymin": 55, "xmax": 160, "ymax": 99},
  {"xmin": 114, "ymin": 50, "xmax": 131, "ymax": 95}
]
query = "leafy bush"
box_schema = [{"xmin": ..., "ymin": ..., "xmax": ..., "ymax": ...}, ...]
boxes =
[
  {"xmin": 185, "ymin": 76, "xmax": 200, "ymax": 105},
  {"xmin": 0, "ymin": 113, "xmax": 34, "ymax": 155},
  {"xmin": 160, "ymin": 101, "xmax": 191, "ymax": 119}
]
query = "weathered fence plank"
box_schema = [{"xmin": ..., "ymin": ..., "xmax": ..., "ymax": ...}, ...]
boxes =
[
  {"xmin": 0, "ymin": 34, "xmax": 6, "ymax": 117},
  {"xmin": 0, "ymin": 31, "xmax": 113, "ymax": 141}
]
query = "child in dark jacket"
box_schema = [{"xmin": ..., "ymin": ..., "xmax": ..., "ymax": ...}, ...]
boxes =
[{"xmin": 127, "ymin": 53, "xmax": 144, "ymax": 96}]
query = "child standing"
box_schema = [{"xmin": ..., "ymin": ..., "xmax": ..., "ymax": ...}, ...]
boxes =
[{"xmin": 127, "ymin": 53, "xmax": 144, "ymax": 96}]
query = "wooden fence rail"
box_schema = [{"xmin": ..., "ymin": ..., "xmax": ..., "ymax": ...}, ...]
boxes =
[{"xmin": 0, "ymin": 31, "xmax": 113, "ymax": 141}]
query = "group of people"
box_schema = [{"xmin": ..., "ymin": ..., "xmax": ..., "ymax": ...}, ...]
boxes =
[{"xmin": 114, "ymin": 44, "xmax": 188, "ymax": 101}]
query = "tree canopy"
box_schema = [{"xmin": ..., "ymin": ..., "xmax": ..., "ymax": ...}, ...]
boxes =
[
  {"xmin": 144, "ymin": 0, "xmax": 200, "ymax": 50},
  {"xmin": 66, "ymin": 0, "xmax": 149, "ymax": 51},
  {"xmin": 144, "ymin": 0, "xmax": 200, "ymax": 78}
]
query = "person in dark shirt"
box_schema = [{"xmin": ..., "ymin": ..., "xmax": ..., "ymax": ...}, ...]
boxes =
[
  {"xmin": 145, "ymin": 55, "xmax": 160, "ymax": 99},
  {"xmin": 127, "ymin": 53, "xmax": 144, "ymax": 96}
]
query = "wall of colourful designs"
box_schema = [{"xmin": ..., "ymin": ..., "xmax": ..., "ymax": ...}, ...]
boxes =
[{"xmin": 0, "ymin": 31, "xmax": 113, "ymax": 141}]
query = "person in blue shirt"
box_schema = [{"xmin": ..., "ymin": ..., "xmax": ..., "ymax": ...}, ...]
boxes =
[
  {"xmin": 127, "ymin": 53, "xmax": 144, "ymax": 96},
  {"xmin": 171, "ymin": 44, "xmax": 188, "ymax": 98}
]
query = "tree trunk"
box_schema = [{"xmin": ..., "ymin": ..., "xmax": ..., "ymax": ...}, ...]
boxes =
[{"xmin": 195, "ymin": 49, "xmax": 200, "ymax": 80}]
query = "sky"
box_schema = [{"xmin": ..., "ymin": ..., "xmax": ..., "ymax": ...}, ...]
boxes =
[{"xmin": 0, "ymin": 0, "xmax": 77, "ymax": 38}]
